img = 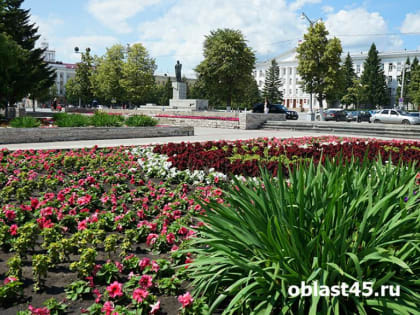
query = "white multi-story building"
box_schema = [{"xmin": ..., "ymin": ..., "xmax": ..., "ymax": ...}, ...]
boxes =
[{"xmin": 254, "ymin": 48, "xmax": 420, "ymax": 111}]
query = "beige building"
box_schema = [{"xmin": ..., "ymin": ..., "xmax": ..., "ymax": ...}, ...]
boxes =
[{"xmin": 255, "ymin": 48, "xmax": 420, "ymax": 111}]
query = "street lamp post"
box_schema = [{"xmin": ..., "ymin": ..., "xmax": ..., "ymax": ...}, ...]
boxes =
[
  {"xmin": 400, "ymin": 64, "xmax": 410, "ymax": 110},
  {"xmin": 300, "ymin": 12, "xmax": 321, "ymax": 121},
  {"xmin": 74, "ymin": 47, "xmax": 91, "ymax": 107}
]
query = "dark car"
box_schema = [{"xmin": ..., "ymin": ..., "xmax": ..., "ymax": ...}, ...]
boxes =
[
  {"xmin": 357, "ymin": 111, "xmax": 372, "ymax": 122},
  {"xmin": 252, "ymin": 103, "xmax": 299, "ymax": 120},
  {"xmin": 316, "ymin": 109, "xmax": 347, "ymax": 121},
  {"xmin": 273, "ymin": 104, "xmax": 299, "ymax": 120},
  {"xmin": 346, "ymin": 111, "xmax": 359, "ymax": 122}
]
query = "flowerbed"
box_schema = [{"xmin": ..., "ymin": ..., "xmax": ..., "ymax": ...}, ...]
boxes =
[
  {"xmin": 155, "ymin": 114, "xmax": 239, "ymax": 122},
  {"xmin": 0, "ymin": 136, "xmax": 419, "ymax": 314},
  {"xmin": 153, "ymin": 136, "xmax": 420, "ymax": 177}
]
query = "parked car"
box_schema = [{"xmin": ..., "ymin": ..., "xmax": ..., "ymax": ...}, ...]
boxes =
[
  {"xmin": 409, "ymin": 112, "xmax": 420, "ymax": 118},
  {"xmin": 272, "ymin": 104, "xmax": 299, "ymax": 120},
  {"xmin": 316, "ymin": 108, "xmax": 348, "ymax": 121},
  {"xmin": 370, "ymin": 109, "xmax": 420, "ymax": 125},
  {"xmin": 253, "ymin": 103, "xmax": 286, "ymax": 114},
  {"xmin": 346, "ymin": 111, "xmax": 359, "ymax": 122}
]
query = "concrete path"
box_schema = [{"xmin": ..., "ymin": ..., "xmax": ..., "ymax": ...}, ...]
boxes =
[{"xmin": 1, "ymin": 127, "xmax": 398, "ymax": 151}]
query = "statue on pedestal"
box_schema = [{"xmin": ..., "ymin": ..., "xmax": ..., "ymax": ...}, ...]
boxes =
[{"xmin": 175, "ymin": 60, "xmax": 182, "ymax": 82}]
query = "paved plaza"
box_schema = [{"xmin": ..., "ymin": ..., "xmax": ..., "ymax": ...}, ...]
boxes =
[{"xmin": 1, "ymin": 127, "xmax": 398, "ymax": 151}]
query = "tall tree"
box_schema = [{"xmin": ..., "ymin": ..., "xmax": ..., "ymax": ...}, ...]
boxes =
[
  {"xmin": 263, "ymin": 59, "xmax": 283, "ymax": 103},
  {"xmin": 91, "ymin": 44, "xmax": 126, "ymax": 105},
  {"xmin": 340, "ymin": 53, "xmax": 356, "ymax": 108},
  {"xmin": 360, "ymin": 43, "xmax": 388, "ymax": 108},
  {"xmin": 341, "ymin": 78, "xmax": 366, "ymax": 110},
  {"xmin": 195, "ymin": 28, "xmax": 256, "ymax": 109},
  {"xmin": 407, "ymin": 60, "xmax": 420, "ymax": 110},
  {"xmin": 0, "ymin": 0, "xmax": 55, "ymax": 115},
  {"xmin": 73, "ymin": 48, "xmax": 94, "ymax": 106},
  {"xmin": 296, "ymin": 22, "xmax": 343, "ymax": 110},
  {"xmin": 65, "ymin": 77, "xmax": 80, "ymax": 105},
  {"xmin": 120, "ymin": 43, "xmax": 156, "ymax": 106}
]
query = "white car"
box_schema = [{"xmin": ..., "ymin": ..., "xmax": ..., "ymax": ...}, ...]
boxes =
[{"xmin": 370, "ymin": 109, "xmax": 420, "ymax": 125}]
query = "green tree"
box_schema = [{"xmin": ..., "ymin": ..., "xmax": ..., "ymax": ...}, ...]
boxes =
[
  {"xmin": 74, "ymin": 48, "xmax": 94, "ymax": 106},
  {"xmin": 297, "ymin": 22, "xmax": 343, "ymax": 110},
  {"xmin": 407, "ymin": 61, "xmax": 420, "ymax": 110},
  {"xmin": 0, "ymin": 0, "xmax": 55, "ymax": 115},
  {"xmin": 360, "ymin": 43, "xmax": 388, "ymax": 108},
  {"xmin": 341, "ymin": 78, "xmax": 366, "ymax": 110},
  {"xmin": 160, "ymin": 77, "xmax": 173, "ymax": 105},
  {"xmin": 195, "ymin": 28, "xmax": 256, "ymax": 109},
  {"xmin": 65, "ymin": 77, "xmax": 81, "ymax": 105},
  {"xmin": 91, "ymin": 44, "xmax": 126, "ymax": 105},
  {"xmin": 120, "ymin": 43, "xmax": 156, "ymax": 106},
  {"xmin": 263, "ymin": 59, "xmax": 283, "ymax": 104},
  {"xmin": 340, "ymin": 53, "xmax": 356, "ymax": 108}
]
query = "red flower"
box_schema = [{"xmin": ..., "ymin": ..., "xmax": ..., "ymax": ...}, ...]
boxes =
[
  {"xmin": 132, "ymin": 288, "xmax": 149, "ymax": 303},
  {"xmin": 28, "ymin": 305, "xmax": 50, "ymax": 315},
  {"xmin": 178, "ymin": 292, "xmax": 194, "ymax": 308},
  {"xmin": 106, "ymin": 281, "xmax": 123, "ymax": 299},
  {"xmin": 146, "ymin": 233, "xmax": 158, "ymax": 247},
  {"xmin": 9, "ymin": 224, "xmax": 18, "ymax": 236},
  {"xmin": 139, "ymin": 257, "xmax": 150, "ymax": 270},
  {"xmin": 77, "ymin": 195, "xmax": 92, "ymax": 206},
  {"xmin": 4, "ymin": 276, "xmax": 17, "ymax": 284},
  {"xmin": 166, "ymin": 232, "xmax": 176, "ymax": 244},
  {"xmin": 139, "ymin": 274, "xmax": 153, "ymax": 289},
  {"xmin": 4, "ymin": 209, "xmax": 16, "ymax": 221},
  {"xmin": 101, "ymin": 301, "xmax": 114, "ymax": 315}
]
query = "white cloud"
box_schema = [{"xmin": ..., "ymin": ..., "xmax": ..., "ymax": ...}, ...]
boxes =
[
  {"xmin": 290, "ymin": 0, "xmax": 322, "ymax": 11},
  {"xmin": 58, "ymin": 36, "xmax": 118, "ymax": 62},
  {"xmin": 30, "ymin": 14, "xmax": 63, "ymax": 42},
  {"xmin": 322, "ymin": 5, "xmax": 334, "ymax": 14},
  {"xmin": 325, "ymin": 8, "xmax": 402, "ymax": 52},
  {"xmin": 137, "ymin": 0, "xmax": 312, "ymax": 77},
  {"xmin": 400, "ymin": 11, "xmax": 420, "ymax": 33},
  {"xmin": 87, "ymin": 0, "xmax": 162, "ymax": 34}
]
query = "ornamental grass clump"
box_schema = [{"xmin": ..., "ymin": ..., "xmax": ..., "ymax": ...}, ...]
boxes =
[
  {"xmin": 90, "ymin": 111, "xmax": 124, "ymax": 127},
  {"xmin": 9, "ymin": 116, "xmax": 40, "ymax": 128},
  {"xmin": 187, "ymin": 158, "xmax": 420, "ymax": 314},
  {"xmin": 125, "ymin": 115, "xmax": 157, "ymax": 127},
  {"xmin": 53, "ymin": 113, "xmax": 90, "ymax": 127}
]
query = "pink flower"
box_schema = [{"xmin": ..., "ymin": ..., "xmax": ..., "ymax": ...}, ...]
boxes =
[
  {"xmin": 93, "ymin": 288, "xmax": 101, "ymax": 303},
  {"xmin": 178, "ymin": 292, "xmax": 194, "ymax": 308},
  {"xmin": 4, "ymin": 276, "xmax": 17, "ymax": 284},
  {"xmin": 151, "ymin": 260, "xmax": 160, "ymax": 273},
  {"xmin": 115, "ymin": 261, "xmax": 123, "ymax": 273},
  {"xmin": 101, "ymin": 301, "xmax": 114, "ymax": 315},
  {"xmin": 166, "ymin": 233, "xmax": 176, "ymax": 244},
  {"xmin": 4, "ymin": 209, "xmax": 16, "ymax": 221},
  {"xmin": 40, "ymin": 207, "xmax": 54, "ymax": 217},
  {"xmin": 178, "ymin": 227, "xmax": 188, "ymax": 235},
  {"xmin": 106, "ymin": 281, "xmax": 123, "ymax": 299},
  {"xmin": 77, "ymin": 219, "xmax": 88, "ymax": 231},
  {"xmin": 146, "ymin": 233, "xmax": 158, "ymax": 247},
  {"xmin": 132, "ymin": 288, "xmax": 149, "ymax": 303},
  {"xmin": 149, "ymin": 300, "xmax": 160, "ymax": 314},
  {"xmin": 28, "ymin": 305, "xmax": 50, "ymax": 315},
  {"xmin": 139, "ymin": 257, "xmax": 150, "ymax": 270},
  {"xmin": 9, "ymin": 224, "xmax": 18, "ymax": 236},
  {"xmin": 139, "ymin": 275, "xmax": 153, "ymax": 289},
  {"xmin": 77, "ymin": 194, "xmax": 92, "ymax": 206}
]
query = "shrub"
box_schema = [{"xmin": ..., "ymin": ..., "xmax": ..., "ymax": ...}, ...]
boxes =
[
  {"xmin": 187, "ymin": 158, "xmax": 420, "ymax": 314},
  {"xmin": 53, "ymin": 113, "xmax": 90, "ymax": 127},
  {"xmin": 125, "ymin": 115, "xmax": 157, "ymax": 127},
  {"xmin": 9, "ymin": 116, "xmax": 40, "ymax": 128},
  {"xmin": 90, "ymin": 111, "xmax": 124, "ymax": 127}
]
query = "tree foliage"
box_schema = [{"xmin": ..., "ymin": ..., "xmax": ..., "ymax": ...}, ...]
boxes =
[
  {"xmin": 263, "ymin": 59, "xmax": 283, "ymax": 104},
  {"xmin": 340, "ymin": 53, "xmax": 357, "ymax": 108},
  {"xmin": 360, "ymin": 43, "xmax": 389, "ymax": 108},
  {"xmin": 120, "ymin": 43, "xmax": 156, "ymax": 105},
  {"xmin": 0, "ymin": 0, "xmax": 55, "ymax": 113},
  {"xmin": 195, "ymin": 28, "xmax": 256, "ymax": 108},
  {"xmin": 407, "ymin": 60, "xmax": 420, "ymax": 109},
  {"xmin": 296, "ymin": 22, "xmax": 342, "ymax": 109},
  {"xmin": 73, "ymin": 48, "xmax": 94, "ymax": 106}
]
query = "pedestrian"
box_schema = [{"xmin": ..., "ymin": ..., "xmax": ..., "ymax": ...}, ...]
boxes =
[
  {"xmin": 52, "ymin": 98, "xmax": 57, "ymax": 111},
  {"xmin": 264, "ymin": 98, "xmax": 269, "ymax": 114}
]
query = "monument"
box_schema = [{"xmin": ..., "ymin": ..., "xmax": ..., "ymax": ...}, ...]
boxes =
[{"xmin": 169, "ymin": 61, "xmax": 208, "ymax": 111}]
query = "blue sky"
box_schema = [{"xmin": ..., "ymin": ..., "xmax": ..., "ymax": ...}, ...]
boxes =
[{"xmin": 23, "ymin": 0, "xmax": 420, "ymax": 77}]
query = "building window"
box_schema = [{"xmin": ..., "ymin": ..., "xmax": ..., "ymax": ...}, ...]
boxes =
[
  {"xmin": 296, "ymin": 89, "xmax": 298, "ymax": 95},
  {"xmin": 289, "ymin": 67, "xmax": 292, "ymax": 75},
  {"xmin": 259, "ymin": 81, "xmax": 263, "ymax": 87},
  {"xmin": 289, "ymin": 78, "xmax": 292, "ymax": 85},
  {"xmin": 388, "ymin": 76, "xmax": 392, "ymax": 83},
  {"xmin": 356, "ymin": 65, "xmax": 360, "ymax": 73},
  {"xmin": 397, "ymin": 62, "xmax": 401, "ymax": 71},
  {"xmin": 283, "ymin": 68, "xmax": 286, "ymax": 75},
  {"xmin": 289, "ymin": 89, "xmax": 292, "ymax": 95},
  {"xmin": 388, "ymin": 63, "xmax": 393, "ymax": 72},
  {"xmin": 259, "ymin": 70, "xmax": 263, "ymax": 76}
]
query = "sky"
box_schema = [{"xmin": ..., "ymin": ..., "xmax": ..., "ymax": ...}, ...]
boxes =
[{"xmin": 23, "ymin": 0, "xmax": 420, "ymax": 78}]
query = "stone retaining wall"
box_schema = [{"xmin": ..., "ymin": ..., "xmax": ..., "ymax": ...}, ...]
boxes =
[
  {"xmin": 157, "ymin": 117, "xmax": 239, "ymax": 129},
  {"xmin": 0, "ymin": 126, "xmax": 193, "ymax": 144}
]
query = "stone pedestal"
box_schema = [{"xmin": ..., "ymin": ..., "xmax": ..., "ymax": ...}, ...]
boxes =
[
  {"xmin": 169, "ymin": 99, "xmax": 208, "ymax": 110},
  {"xmin": 172, "ymin": 82, "xmax": 187, "ymax": 100}
]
